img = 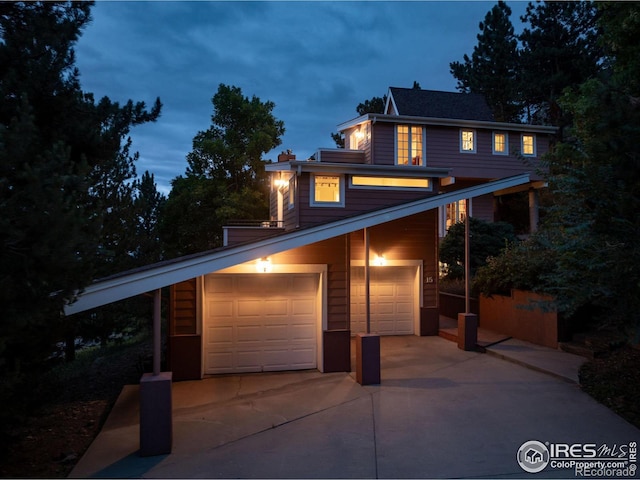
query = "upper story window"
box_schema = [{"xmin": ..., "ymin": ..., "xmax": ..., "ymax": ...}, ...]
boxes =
[
  {"xmin": 396, "ymin": 125, "xmax": 424, "ymax": 166},
  {"xmin": 348, "ymin": 123, "xmax": 369, "ymax": 150},
  {"xmin": 521, "ymin": 134, "xmax": 536, "ymax": 156},
  {"xmin": 311, "ymin": 174, "xmax": 344, "ymax": 207},
  {"xmin": 493, "ymin": 132, "xmax": 508, "ymax": 155},
  {"xmin": 460, "ymin": 129, "xmax": 476, "ymax": 153},
  {"xmin": 288, "ymin": 176, "xmax": 295, "ymax": 209},
  {"xmin": 351, "ymin": 176, "xmax": 430, "ymax": 190}
]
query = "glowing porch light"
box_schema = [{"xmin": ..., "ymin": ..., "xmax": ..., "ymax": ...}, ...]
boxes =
[
  {"xmin": 373, "ymin": 254, "xmax": 386, "ymax": 266},
  {"xmin": 274, "ymin": 177, "xmax": 287, "ymax": 188},
  {"xmin": 256, "ymin": 257, "xmax": 273, "ymax": 273}
]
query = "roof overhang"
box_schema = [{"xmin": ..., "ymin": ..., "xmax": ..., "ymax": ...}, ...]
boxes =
[
  {"xmin": 64, "ymin": 173, "xmax": 531, "ymax": 316},
  {"xmin": 337, "ymin": 113, "xmax": 557, "ymax": 135},
  {"xmin": 265, "ymin": 160, "xmax": 451, "ymax": 178}
]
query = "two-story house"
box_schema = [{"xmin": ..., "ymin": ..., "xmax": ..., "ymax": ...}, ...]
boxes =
[{"xmin": 65, "ymin": 87, "xmax": 555, "ymax": 381}]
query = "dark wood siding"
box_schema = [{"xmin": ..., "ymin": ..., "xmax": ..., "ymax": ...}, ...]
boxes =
[
  {"xmin": 472, "ymin": 193, "xmax": 494, "ymax": 223},
  {"xmin": 426, "ymin": 126, "xmax": 549, "ymax": 180},
  {"xmin": 224, "ymin": 227, "xmax": 286, "ymax": 246},
  {"xmin": 296, "ymin": 172, "xmax": 438, "ymax": 228},
  {"xmin": 372, "ymin": 123, "xmax": 395, "ymax": 165},
  {"xmin": 169, "ymin": 279, "xmax": 197, "ymax": 335},
  {"xmin": 270, "ymin": 235, "xmax": 349, "ymax": 331},
  {"xmin": 349, "ymin": 210, "xmax": 439, "ymax": 308}
]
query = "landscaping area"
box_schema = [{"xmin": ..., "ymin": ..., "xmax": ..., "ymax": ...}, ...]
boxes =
[{"xmin": 0, "ymin": 334, "xmax": 152, "ymax": 478}]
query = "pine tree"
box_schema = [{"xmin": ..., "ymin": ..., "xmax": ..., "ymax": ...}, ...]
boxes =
[
  {"xmin": 0, "ymin": 2, "xmax": 162, "ymax": 374},
  {"xmin": 450, "ymin": 1, "xmax": 521, "ymax": 122},
  {"xmin": 518, "ymin": 1, "xmax": 602, "ymax": 129},
  {"xmin": 162, "ymin": 84, "xmax": 284, "ymax": 257}
]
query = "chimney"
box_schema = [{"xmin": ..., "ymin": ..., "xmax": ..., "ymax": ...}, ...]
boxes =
[{"xmin": 278, "ymin": 149, "xmax": 296, "ymax": 162}]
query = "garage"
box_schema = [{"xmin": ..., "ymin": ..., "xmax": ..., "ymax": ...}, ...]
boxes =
[
  {"xmin": 204, "ymin": 273, "xmax": 319, "ymax": 374},
  {"xmin": 350, "ymin": 265, "xmax": 418, "ymax": 335}
]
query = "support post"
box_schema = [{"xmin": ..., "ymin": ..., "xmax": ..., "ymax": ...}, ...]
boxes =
[
  {"xmin": 356, "ymin": 228, "xmax": 380, "ymax": 385},
  {"xmin": 140, "ymin": 288, "xmax": 172, "ymax": 457},
  {"xmin": 153, "ymin": 288, "xmax": 161, "ymax": 376},
  {"xmin": 458, "ymin": 200, "xmax": 478, "ymax": 351},
  {"xmin": 529, "ymin": 188, "xmax": 539, "ymax": 234},
  {"xmin": 364, "ymin": 227, "xmax": 371, "ymax": 334}
]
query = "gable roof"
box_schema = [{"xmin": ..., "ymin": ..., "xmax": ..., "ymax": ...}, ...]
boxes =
[
  {"xmin": 64, "ymin": 174, "xmax": 531, "ymax": 316},
  {"xmin": 386, "ymin": 87, "xmax": 494, "ymax": 122}
]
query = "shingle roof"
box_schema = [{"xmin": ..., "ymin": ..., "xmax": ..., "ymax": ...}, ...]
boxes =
[{"xmin": 388, "ymin": 87, "xmax": 495, "ymax": 122}]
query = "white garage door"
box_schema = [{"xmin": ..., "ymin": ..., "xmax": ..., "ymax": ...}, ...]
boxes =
[
  {"xmin": 204, "ymin": 273, "xmax": 318, "ymax": 374},
  {"xmin": 351, "ymin": 266, "xmax": 416, "ymax": 335}
]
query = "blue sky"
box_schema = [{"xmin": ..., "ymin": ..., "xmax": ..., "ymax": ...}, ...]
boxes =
[{"xmin": 75, "ymin": 1, "xmax": 529, "ymax": 194}]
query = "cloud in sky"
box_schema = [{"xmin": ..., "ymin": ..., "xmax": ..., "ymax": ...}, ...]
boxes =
[{"xmin": 75, "ymin": 1, "xmax": 528, "ymax": 194}]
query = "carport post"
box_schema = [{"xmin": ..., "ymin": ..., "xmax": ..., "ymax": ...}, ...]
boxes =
[
  {"xmin": 356, "ymin": 228, "xmax": 381, "ymax": 385},
  {"xmin": 139, "ymin": 288, "xmax": 173, "ymax": 457},
  {"xmin": 458, "ymin": 199, "xmax": 478, "ymax": 351},
  {"xmin": 153, "ymin": 288, "xmax": 161, "ymax": 375}
]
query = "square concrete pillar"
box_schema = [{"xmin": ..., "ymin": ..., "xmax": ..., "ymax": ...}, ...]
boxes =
[
  {"xmin": 356, "ymin": 334, "xmax": 380, "ymax": 385},
  {"xmin": 139, "ymin": 372, "xmax": 173, "ymax": 457},
  {"xmin": 458, "ymin": 313, "xmax": 478, "ymax": 351}
]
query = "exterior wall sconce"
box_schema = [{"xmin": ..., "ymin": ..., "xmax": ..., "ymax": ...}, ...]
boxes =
[
  {"xmin": 274, "ymin": 177, "xmax": 287, "ymax": 189},
  {"xmin": 256, "ymin": 257, "xmax": 273, "ymax": 273},
  {"xmin": 373, "ymin": 254, "xmax": 386, "ymax": 266}
]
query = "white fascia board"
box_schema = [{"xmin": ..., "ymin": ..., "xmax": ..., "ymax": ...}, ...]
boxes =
[
  {"xmin": 64, "ymin": 173, "xmax": 530, "ymax": 316},
  {"xmin": 348, "ymin": 114, "xmax": 557, "ymax": 135},
  {"xmin": 336, "ymin": 114, "xmax": 373, "ymax": 132}
]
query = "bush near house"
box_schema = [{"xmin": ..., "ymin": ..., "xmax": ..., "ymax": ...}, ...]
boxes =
[{"xmin": 439, "ymin": 217, "xmax": 518, "ymax": 281}]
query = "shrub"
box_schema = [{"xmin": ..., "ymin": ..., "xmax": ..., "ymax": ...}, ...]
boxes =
[{"xmin": 439, "ymin": 217, "xmax": 518, "ymax": 280}]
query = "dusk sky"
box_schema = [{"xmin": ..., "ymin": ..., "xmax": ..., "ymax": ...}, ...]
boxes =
[{"xmin": 75, "ymin": 1, "xmax": 529, "ymax": 194}]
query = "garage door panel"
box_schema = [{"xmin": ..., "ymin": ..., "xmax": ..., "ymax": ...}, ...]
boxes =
[
  {"xmin": 291, "ymin": 323, "xmax": 315, "ymax": 340},
  {"xmin": 236, "ymin": 324, "xmax": 265, "ymax": 343},
  {"xmin": 264, "ymin": 324, "xmax": 288, "ymax": 341},
  {"xmin": 205, "ymin": 273, "xmax": 318, "ymax": 374},
  {"xmin": 206, "ymin": 325, "xmax": 233, "ymax": 345},
  {"xmin": 264, "ymin": 299, "xmax": 288, "ymax": 316},
  {"xmin": 291, "ymin": 298, "xmax": 315, "ymax": 315}
]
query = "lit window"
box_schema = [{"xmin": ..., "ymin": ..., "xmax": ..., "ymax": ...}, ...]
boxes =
[
  {"xmin": 351, "ymin": 176, "xmax": 430, "ymax": 189},
  {"xmin": 461, "ymin": 129, "xmax": 476, "ymax": 153},
  {"xmin": 396, "ymin": 125, "xmax": 424, "ymax": 166},
  {"xmin": 311, "ymin": 174, "xmax": 344, "ymax": 207},
  {"xmin": 446, "ymin": 200, "xmax": 468, "ymax": 230},
  {"xmin": 288, "ymin": 176, "xmax": 295, "ymax": 209},
  {"xmin": 493, "ymin": 132, "xmax": 508, "ymax": 155},
  {"xmin": 522, "ymin": 134, "xmax": 535, "ymax": 156}
]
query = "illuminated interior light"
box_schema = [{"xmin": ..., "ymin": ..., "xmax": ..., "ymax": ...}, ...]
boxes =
[
  {"xmin": 256, "ymin": 257, "xmax": 272, "ymax": 273},
  {"xmin": 373, "ymin": 255, "xmax": 386, "ymax": 266}
]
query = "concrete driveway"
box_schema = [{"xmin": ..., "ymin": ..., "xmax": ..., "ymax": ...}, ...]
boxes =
[{"xmin": 70, "ymin": 336, "xmax": 639, "ymax": 479}]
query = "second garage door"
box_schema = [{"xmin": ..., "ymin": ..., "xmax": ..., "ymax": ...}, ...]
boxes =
[
  {"xmin": 350, "ymin": 266, "xmax": 416, "ymax": 335},
  {"xmin": 204, "ymin": 273, "xmax": 318, "ymax": 374}
]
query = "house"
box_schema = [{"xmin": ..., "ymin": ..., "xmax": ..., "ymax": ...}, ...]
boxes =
[{"xmin": 65, "ymin": 87, "xmax": 556, "ymax": 381}]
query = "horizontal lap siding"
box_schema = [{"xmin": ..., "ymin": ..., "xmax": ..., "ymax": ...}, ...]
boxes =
[
  {"xmin": 270, "ymin": 235, "xmax": 349, "ymax": 331},
  {"xmin": 427, "ymin": 127, "xmax": 548, "ymax": 180},
  {"xmin": 373, "ymin": 123, "xmax": 395, "ymax": 165},
  {"xmin": 350, "ymin": 211, "xmax": 439, "ymax": 308},
  {"xmin": 471, "ymin": 194, "xmax": 495, "ymax": 223},
  {"xmin": 170, "ymin": 279, "xmax": 198, "ymax": 335},
  {"xmin": 297, "ymin": 173, "xmax": 437, "ymax": 227}
]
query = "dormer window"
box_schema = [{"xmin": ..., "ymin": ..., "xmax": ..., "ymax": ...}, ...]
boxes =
[
  {"xmin": 460, "ymin": 129, "xmax": 476, "ymax": 153},
  {"xmin": 396, "ymin": 125, "xmax": 424, "ymax": 166}
]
